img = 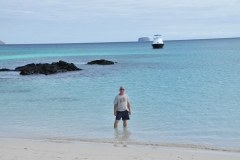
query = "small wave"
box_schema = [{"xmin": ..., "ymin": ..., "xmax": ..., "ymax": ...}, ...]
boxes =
[{"xmin": 32, "ymin": 137, "xmax": 240, "ymax": 153}]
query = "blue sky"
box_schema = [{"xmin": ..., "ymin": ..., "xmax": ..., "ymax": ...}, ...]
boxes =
[{"xmin": 1, "ymin": 0, "xmax": 240, "ymax": 44}]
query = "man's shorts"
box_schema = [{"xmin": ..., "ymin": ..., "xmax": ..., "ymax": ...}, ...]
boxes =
[{"xmin": 116, "ymin": 110, "xmax": 130, "ymax": 120}]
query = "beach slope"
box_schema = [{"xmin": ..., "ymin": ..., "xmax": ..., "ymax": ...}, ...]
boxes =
[{"xmin": 0, "ymin": 139, "xmax": 239, "ymax": 160}]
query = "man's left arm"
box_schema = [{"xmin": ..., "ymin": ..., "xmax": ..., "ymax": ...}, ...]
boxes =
[{"xmin": 127, "ymin": 102, "xmax": 131, "ymax": 115}]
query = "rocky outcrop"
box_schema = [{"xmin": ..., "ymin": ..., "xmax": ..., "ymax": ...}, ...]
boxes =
[
  {"xmin": 0, "ymin": 40, "xmax": 5, "ymax": 44},
  {"xmin": 0, "ymin": 68, "xmax": 12, "ymax": 71},
  {"xmin": 14, "ymin": 60, "xmax": 82, "ymax": 75},
  {"xmin": 138, "ymin": 37, "xmax": 150, "ymax": 42},
  {"xmin": 0, "ymin": 59, "xmax": 115, "ymax": 75},
  {"xmin": 87, "ymin": 59, "xmax": 115, "ymax": 65}
]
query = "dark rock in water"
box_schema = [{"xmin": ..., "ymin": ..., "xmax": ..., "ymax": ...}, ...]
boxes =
[
  {"xmin": 138, "ymin": 37, "xmax": 150, "ymax": 42},
  {"xmin": 15, "ymin": 60, "xmax": 82, "ymax": 75},
  {"xmin": 87, "ymin": 59, "xmax": 114, "ymax": 65},
  {"xmin": 0, "ymin": 68, "xmax": 13, "ymax": 71}
]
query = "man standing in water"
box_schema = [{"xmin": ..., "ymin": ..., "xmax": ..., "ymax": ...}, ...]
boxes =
[{"xmin": 114, "ymin": 86, "xmax": 131, "ymax": 128}]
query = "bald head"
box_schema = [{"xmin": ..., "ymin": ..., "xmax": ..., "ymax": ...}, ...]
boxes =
[
  {"xmin": 119, "ymin": 86, "xmax": 125, "ymax": 95},
  {"xmin": 119, "ymin": 86, "xmax": 124, "ymax": 90}
]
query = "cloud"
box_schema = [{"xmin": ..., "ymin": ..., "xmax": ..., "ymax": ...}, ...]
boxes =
[
  {"xmin": 1, "ymin": 0, "xmax": 239, "ymax": 22},
  {"xmin": 1, "ymin": 0, "xmax": 239, "ymax": 43}
]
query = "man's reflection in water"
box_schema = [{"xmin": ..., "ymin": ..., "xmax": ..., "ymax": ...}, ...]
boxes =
[{"xmin": 114, "ymin": 127, "xmax": 131, "ymax": 147}]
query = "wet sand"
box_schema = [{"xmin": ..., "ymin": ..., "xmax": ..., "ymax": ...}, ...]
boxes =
[{"xmin": 0, "ymin": 138, "xmax": 240, "ymax": 160}]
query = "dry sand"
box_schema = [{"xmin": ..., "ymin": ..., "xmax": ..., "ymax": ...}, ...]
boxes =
[{"xmin": 0, "ymin": 138, "xmax": 239, "ymax": 160}]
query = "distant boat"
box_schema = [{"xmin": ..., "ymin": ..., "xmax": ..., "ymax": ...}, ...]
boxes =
[{"xmin": 152, "ymin": 34, "xmax": 164, "ymax": 49}]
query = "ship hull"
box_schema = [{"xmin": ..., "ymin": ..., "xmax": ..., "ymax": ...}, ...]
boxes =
[{"xmin": 152, "ymin": 43, "xmax": 164, "ymax": 49}]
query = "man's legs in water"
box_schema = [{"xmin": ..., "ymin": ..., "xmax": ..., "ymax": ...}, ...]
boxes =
[
  {"xmin": 114, "ymin": 120, "xmax": 120, "ymax": 128},
  {"xmin": 123, "ymin": 120, "xmax": 127, "ymax": 127},
  {"xmin": 114, "ymin": 120, "xmax": 127, "ymax": 128}
]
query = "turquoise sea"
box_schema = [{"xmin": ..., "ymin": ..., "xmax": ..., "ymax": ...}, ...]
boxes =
[{"xmin": 0, "ymin": 38, "xmax": 240, "ymax": 152}]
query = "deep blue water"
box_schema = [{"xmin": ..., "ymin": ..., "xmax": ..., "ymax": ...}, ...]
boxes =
[{"xmin": 1, "ymin": 38, "xmax": 240, "ymax": 151}]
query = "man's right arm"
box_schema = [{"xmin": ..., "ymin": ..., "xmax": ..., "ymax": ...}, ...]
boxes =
[{"xmin": 114, "ymin": 104, "xmax": 117, "ymax": 116}]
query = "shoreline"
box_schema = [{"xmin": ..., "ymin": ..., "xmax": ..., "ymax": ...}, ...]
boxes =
[
  {"xmin": 1, "ymin": 136, "xmax": 240, "ymax": 153},
  {"xmin": 1, "ymin": 138, "xmax": 240, "ymax": 160}
]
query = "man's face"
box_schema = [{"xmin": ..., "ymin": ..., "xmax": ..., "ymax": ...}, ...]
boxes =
[{"xmin": 120, "ymin": 87, "xmax": 125, "ymax": 94}]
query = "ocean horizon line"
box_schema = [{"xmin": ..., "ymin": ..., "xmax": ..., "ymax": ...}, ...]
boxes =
[{"xmin": 1, "ymin": 37, "xmax": 240, "ymax": 45}]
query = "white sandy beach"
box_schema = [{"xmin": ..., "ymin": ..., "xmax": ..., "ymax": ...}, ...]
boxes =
[{"xmin": 0, "ymin": 139, "xmax": 239, "ymax": 160}]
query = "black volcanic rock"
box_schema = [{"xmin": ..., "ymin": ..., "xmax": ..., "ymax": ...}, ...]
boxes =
[
  {"xmin": 0, "ymin": 68, "xmax": 14, "ymax": 71},
  {"xmin": 87, "ymin": 59, "xmax": 114, "ymax": 65},
  {"xmin": 15, "ymin": 60, "xmax": 82, "ymax": 75}
]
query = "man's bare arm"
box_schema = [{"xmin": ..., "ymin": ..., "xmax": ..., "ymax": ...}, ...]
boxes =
[
  {"xmin": 114, "ymin": 104, "xmax": 117, "ymax": 116},
  {"xmin": 127, "ymin": 102, "xmax": 131, "ymax": 115}
]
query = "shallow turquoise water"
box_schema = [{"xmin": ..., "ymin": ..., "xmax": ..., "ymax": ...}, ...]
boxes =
[{"xmin": 0, "ymin": 38, "xmax": 240, "ymax": 151}]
